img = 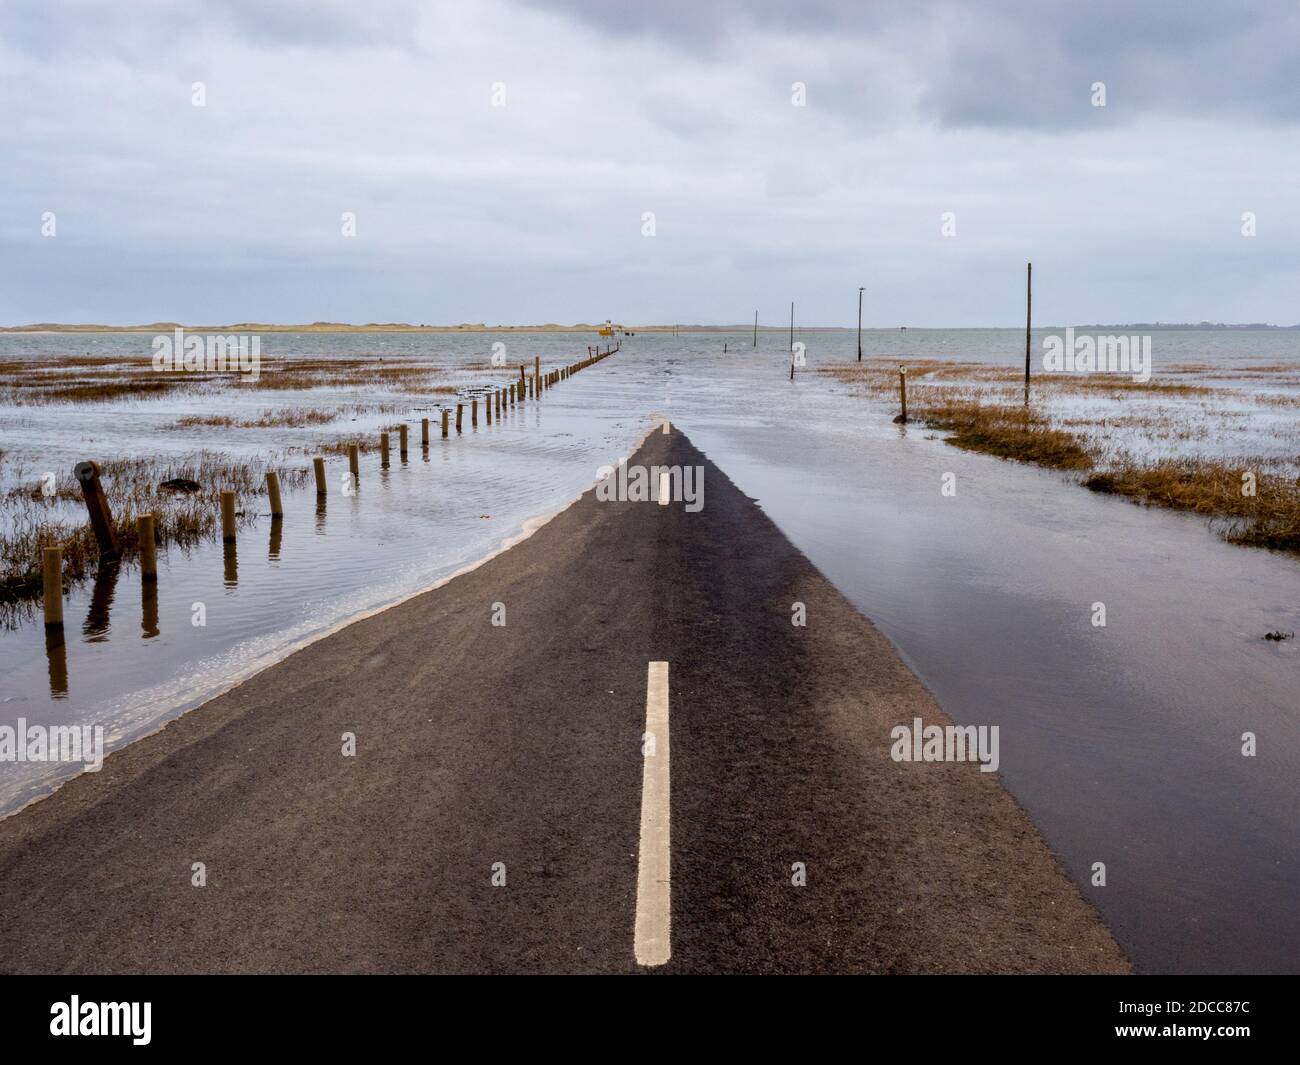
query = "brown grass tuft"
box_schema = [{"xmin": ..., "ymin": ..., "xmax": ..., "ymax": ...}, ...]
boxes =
[
  {"xmin": 1084, "ymin": 461, "xmax": 1300, "ymax": 550},
  {"xmin": 915, "ymin": 400, "xmax": 1094, "ymax": 469}
]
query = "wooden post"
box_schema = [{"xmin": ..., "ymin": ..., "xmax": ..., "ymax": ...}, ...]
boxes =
[
  {"xmin": 534, "ymin": 356, "xmax": 540, "ymax": 398},
  {"xmin": 42, "ymin": 546, "xmax": 63, "ymax": 628},
  {"xmin": 455, "ymin": 403, "xmax": 463, "ymax": 433},
  {"xmin": 421, "ymin": 418, "xmax": 429, "ymax": 446},
  {"xmin": 789, "ymin": 301, "xmax": 794, "ymax": 352},
  {"xmin": 313, "ymin": 456, "xmax": 327, "ymax": 496},
  {"xmin": 441, "ymin": 410, "xmax": 450, "ymax": 438},
  {"xmin": 753, "ymin": 310, "xmax": 757, "ymax": 347},
  {"xmin": 220, "ymin": 490, "xmax": 237, "ymax": 543},
  {"xmin": 399, "ymin": 424, "xmax": 409, "ymax": 457},
  {"xmin": 348, "ymin": 444, "xmax": 360, "ymax": 483},
  {"xmin": 519, "ymin": 365, "xmax": 526, "ymax": 402},
  {"xmin": 485, "ymin": 394, "xmax": 492, "ymax": 424},
  {"xmin": 266, "ymin": 471, "xmax": 283, "ymax": 517},
  {"xmin": 472, "ymin": 398, "xmax": 479, "ymax": 426},
  {"xmin": 899, "ymin": 367, "xmax": 908, "ymax": 422},
  {"xmin": 74, "ymin": 460, "xmax": 119, "ymax": 561},
  {"xmin": 380, "ymin": 431, "xmax": 390, "ymax": 467},
  {"xmin": 137, "ymin": 514, "xmax": 157, "ymax": 581},
  {"xmin": 1024, "ymin": 261, "xmax": 1032, "ymax": 393}
]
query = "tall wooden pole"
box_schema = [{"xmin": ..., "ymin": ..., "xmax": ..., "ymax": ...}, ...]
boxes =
[
  {"xmin": 857, "ymin": 287, "xmax": 864, "ymax": 361},
  {"xmin": 789, "ymin": 302, "xmax": 794, "ymax": 352},
  {"xmin": 1025, "ymin": 261, "xmax": 1032, "ymax": 391},
  {"xmin": 753, "ymin": 310, "xmax": 757, "ymax": 347}
]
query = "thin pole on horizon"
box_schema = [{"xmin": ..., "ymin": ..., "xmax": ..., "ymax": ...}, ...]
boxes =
[
  {"xmin": 789, "ymin": 302, "xmax": 794, "ymax": 352},
  {"xmin": 857, "ymin": 286, "xmax": 864, "ymax": 361},
  {"xmin": 1024, "ymin": 262, "xmax": 1032, "ymax": 397},
  {"xmin": 753, "ymin": 310, "xmax": 757, "ymax": 347}
]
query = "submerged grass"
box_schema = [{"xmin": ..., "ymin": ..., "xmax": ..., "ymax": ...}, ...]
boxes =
[
  {"xmin": 0, "ymin": 453, "xmax": 311, "ymax": 611},
  {"xmin": 822, "ymin": 356, "xmax": 1300, "ymax": 556},
  {"xmin": 1084, "ymin": 461, "xmax": 1300, "ymax": 551},
  {"xmin": 172, "ymin": 408, "xmax": 339, "ymax": 429},
  {"xmin": 0, "ymin": 353, "xmax": 467, "ymax": 404},
  {"xmin": 914, "ymin": 400, "xmax": 1094, "ymax": 469}
]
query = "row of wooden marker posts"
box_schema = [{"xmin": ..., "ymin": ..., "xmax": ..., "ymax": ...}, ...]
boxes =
[{"xmin": 40, "ymin": 344, "xmax": 620, "ymax": 629}]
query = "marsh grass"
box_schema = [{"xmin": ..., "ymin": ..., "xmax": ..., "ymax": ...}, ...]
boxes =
[
  {"xmin": 0, "ymin": 353, "xmax": 464, "ymax": 403},
  {"xmin": 821, "ymin": 356, "xmax": 1300, "ymax": 555},
  {"xmin": 1084, "ymin": 461, "xmax": 1300, "ymax": 551},
  {"xmin": 0, "ymin": 350, "xmax": 531, "ymax": 614},
  {"xmin": 172, "ymin": 408, "xmax": 338, "ymax": 429},
  {"xmin": 0, "ymin": 453, "xmax": 310, "ymax": 607},
  {"xmin": 914, "ymin": 399, "xmax": 1094, "ymax": 469}
]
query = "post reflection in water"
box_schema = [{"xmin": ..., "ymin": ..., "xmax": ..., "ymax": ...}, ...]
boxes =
[
  {"xmin": 315, "ymin": 498, "xmax": 327, "ymax": 534},
  {"xmin": 83, "ymin": 561, "xmax": 120, "ymax": 642},
  {"xmin": 141, "ymin": 577, "xmax": 159, "ymax": 639},
  {"xmin": 45, "ymin": 628, "xmax": 68, "ymax": 698},
  {"xmin": 223, "ymin": 541, "xmax": 238, "ymax": 587},
  {"xmin": 269, "ymin": 516, "xmax": 283, "ymax": 560}
]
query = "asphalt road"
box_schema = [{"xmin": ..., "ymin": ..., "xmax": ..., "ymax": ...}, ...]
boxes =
[{"xmin": 0, "ymin": 427, "xmax": 1128, "ymax": 973}]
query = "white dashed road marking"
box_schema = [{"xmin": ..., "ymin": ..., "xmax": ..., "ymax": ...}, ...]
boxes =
[{"xmin": 634, "ymin": 661, "xmax": 671, "ymax": 966}]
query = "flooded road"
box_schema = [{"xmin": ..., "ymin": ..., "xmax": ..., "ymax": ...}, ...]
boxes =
[{"xmin": 2, "ymin": 329, "xmax": 1297, "ymax": 973}]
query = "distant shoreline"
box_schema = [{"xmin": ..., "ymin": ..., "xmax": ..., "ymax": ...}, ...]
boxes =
[{"xmin": 3, "ymin": 322, "xmax": 1297, "ymax": 334}]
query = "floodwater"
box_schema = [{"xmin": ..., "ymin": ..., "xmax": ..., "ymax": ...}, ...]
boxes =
[{"xmin": 1, "ymin": 328, "xmax": 1297, "ymax": 974}]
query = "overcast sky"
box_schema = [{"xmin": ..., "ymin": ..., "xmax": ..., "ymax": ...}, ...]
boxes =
[{"xmin": 3, "ymin": 0, "xmax": 1298, "ymax": 326}]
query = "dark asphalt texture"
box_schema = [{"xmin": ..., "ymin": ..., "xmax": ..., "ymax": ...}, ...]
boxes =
[{"xmin": 0, "ymin": 427, "xmax": 1128, "ymax": 973}]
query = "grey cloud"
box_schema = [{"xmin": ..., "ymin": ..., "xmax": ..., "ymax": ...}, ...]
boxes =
[
  {"xmin": 2, "ymin": 0, "xmax": 1298, "ymax": 327},
  {"xmin": 1, "ymin": 0, "xmax": 423, "ymax": 56},
  {"xmin": 526, "ymin": 0, "xmax": 1300, "ymax": 129}
]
